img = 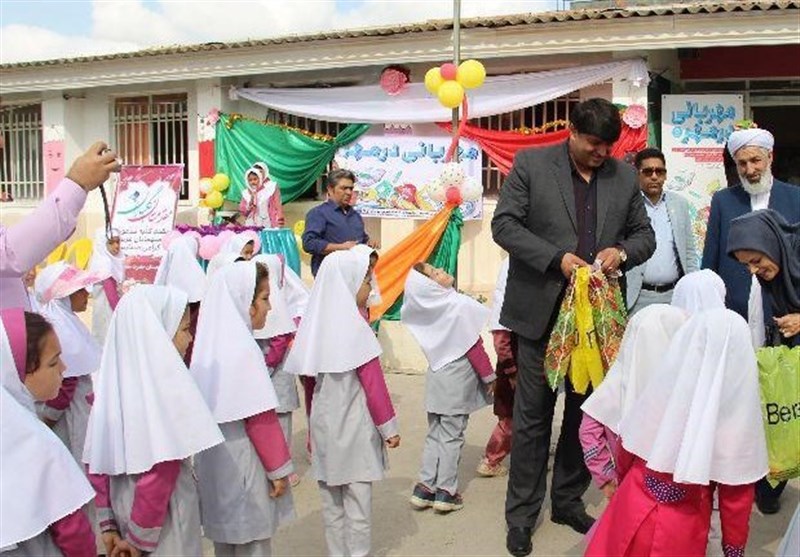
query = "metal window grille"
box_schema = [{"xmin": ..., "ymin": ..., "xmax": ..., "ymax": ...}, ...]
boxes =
[
  {"xmin": 0, "ymin": 104, "xmax": 44, "ymax": 201},
  {"xmin": 476, "ymin": 93, "xmax": 579, "ymax": 196},
  {"xmin": 113, "ymin": 94, "xmax": 189, "ymax": 199}
]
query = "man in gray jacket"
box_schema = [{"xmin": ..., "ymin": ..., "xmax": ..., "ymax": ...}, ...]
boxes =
[
  {"xmin": 626, "ymin": 148, "xmax": 699, "ymax": 314},
  {"xmin": 492, "ymin": 98, "xmax": 655, "ymax": 557}
]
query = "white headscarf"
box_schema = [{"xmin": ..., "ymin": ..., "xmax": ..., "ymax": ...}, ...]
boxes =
[
  {"xmin": 401, "ymin": 269, "xmax": 489, "ymax": 371},
  {"xmin": 1, "ymin": 387, "xmax": 95, "ymax": 550},
  {"xmin": 88, "ymin": 228, "xmax": 125, "ymax": 283},
  {"xmin": 34, "ymin": 262, "xmax": 102, "ymax": 379},
  {"xmin": 206, "ymin": 252, "xmax": 239, "ymax": 280},
  {"xmin": 190, "ymin": 262, "xmax": 279, "ymax": 423},
  {"xmin": 252, "ymin": 254, "xmax": 296, "ymax": 340},
  {"xmin": 488, "ymin": 258, "xmax": 510, "ymax": 332},
  {"xmin": 581, "ymin": 305, "xmax": 688, "ymax": 434},
  {"xmin": 671, "ymin": 270, "xmax": 726, "ymax": 315},
  {"xmin": 351, "ymin": 244, "xmax": 382, "ymax": 307},
  {"xmin": 83, "ymin": 286, "xmax": 224, "ymax": 475},
  {"xmin": 0, "ymin": 310, "xmax": 35, "ymax": 411},
  {"xmin": 283, "ymin": 250, "xmax": 381, "ymax": 377},
  {"xmin": 727, "ymin": 128, "xmax": 775, "ymax": 156},
  {"xmin": 283, "ymin": 265, "xmax": 310, "ymax": 320},
  {"xmin": 252, "ymin": 162, "xmax": 277, "ymax": 199},
  {"xmin": 220, "ymin": 234, "xmax": 253, "ymax": 258},
  {"xmin": 153, "ymin": 235, "xmax": 206, "ymax": 303},
  {"xmin": 620, "ymin": 308, "xmax": 769, "ymax": 485}
]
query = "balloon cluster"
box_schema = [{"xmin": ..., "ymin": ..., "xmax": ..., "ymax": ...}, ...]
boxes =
[
  {"xmin": 161, "ymin": 228, "xmax": 261, "ymax": 261},
  {"xmin": 424, "ymin": 59, "xmax": 486, "ymax": 109},
  {"xmin": 427, "ymin": 162, "xmax": 482, "ymax": 207},
  {"xmin": 198, "ymin": 173, "xmax": 231, "ymax": 209}
]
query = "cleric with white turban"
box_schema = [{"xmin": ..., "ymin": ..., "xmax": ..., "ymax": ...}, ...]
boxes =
[{"xmin": 727, "ymin": 128, "xmax": 775, "ymax": 157}]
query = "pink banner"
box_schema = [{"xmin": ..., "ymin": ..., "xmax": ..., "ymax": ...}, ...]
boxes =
[{"xmin": 111, "ymin": 165, "xmax": 183, "ymax": 283}]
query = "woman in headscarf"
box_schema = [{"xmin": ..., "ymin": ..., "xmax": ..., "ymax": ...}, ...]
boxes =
[{"xmin": 239, "ymin": 163, "xmax": 285, "ymax": 228}]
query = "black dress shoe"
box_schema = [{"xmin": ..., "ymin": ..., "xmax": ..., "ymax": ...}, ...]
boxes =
[
  {"xmin": 506, "ymin": 526, "xmax": 533, "ymax": 557},
  {"xmin": 551, "ymin": 509, "xmax": 595, "ymax": 534},
  {"xmin": 756, "ymin": 496, "xmax": 781, "ymax": 515}
]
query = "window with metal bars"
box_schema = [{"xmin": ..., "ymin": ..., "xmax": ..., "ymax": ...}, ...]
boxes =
[
  {"xmin": 476, "ymin": 93, "xmax": 579, "ymax": 197},
  {"xmin": 112, "ymin": 94, "xmax": 189, "ymax": 199},
  {"xmin": 0, "ymin": 104, "xmax": 44, "ymax": 202}
]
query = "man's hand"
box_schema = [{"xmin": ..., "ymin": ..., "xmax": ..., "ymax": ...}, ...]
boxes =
[
  {"xmin": 385, "ymin": 435, "xmax": 401, "ymax": 448},
  {"xmin": 774, "ymin": 313, "xmax": 800, "ymax": 338},
  {"xmin": 269, "ymin": 477, "xmax": 288, "ymax": 498},
  {"xmin": 560, "ymin": 253, "xmax": 589, "ymax": 279},
  {"xmin": 66, "ymin": 141, "xmax": 120, "ymax": 192},
  {"xmin": 596, "ymin": 247, "xmax": 622, "ymax": 275},
  {"xmin": 367, "ymin": 239, "xmax": 381, "ymax": 250}
]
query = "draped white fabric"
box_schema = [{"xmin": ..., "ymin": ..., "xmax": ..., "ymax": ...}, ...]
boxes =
[{"xmin": 231, "ymin": 59, "xmax": 649, "ymax": 124}]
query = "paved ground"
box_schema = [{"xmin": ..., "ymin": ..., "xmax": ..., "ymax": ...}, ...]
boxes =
[{"xmin": 202, "ymin": 372, "xmax": 798, "ymax": 557}]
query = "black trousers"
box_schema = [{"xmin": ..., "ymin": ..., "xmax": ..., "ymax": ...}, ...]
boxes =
[{"xmin": 505, "ymin": 334, "xmax": 592, "ymax": 528}]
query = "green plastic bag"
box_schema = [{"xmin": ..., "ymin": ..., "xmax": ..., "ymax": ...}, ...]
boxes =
[{"xmin": 757, "ymin": 346, "xmax": 800, "ymax": 483}]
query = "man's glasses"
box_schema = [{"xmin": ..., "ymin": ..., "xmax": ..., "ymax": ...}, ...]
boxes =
[{"xmin": 640, "ymin": 167, "xmax": 667, "ymax": 177}]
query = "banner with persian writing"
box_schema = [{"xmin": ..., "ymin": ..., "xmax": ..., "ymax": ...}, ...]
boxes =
[{"xmin": 111, "ymin": 165, "xmax": 183, "ymax": 282}]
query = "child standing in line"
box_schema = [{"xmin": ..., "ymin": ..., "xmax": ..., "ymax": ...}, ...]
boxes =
[
  {"xmin": 283, "ymin": 250, "xmax": 400, "ymax": 557},
  {"xmin": 0, "ymin": 308, "xmax": 96, "ymax": 557},
  {"xmin": 190, "ymin": 261, "xmax": 295, "ymax": 557},
  {"xmin": 240, "ymin": 163, "xmax": 285, "ymax": 228},
  {"xmin": 402, "ymin": 263, "xmax": 496, "ymax": 513},
  {"xmin": 88, "ymin": 228, "xmax": 125, "ymax": 346},
  {"xmin": 83, "ymin": 285, "xmax": 224, "ymax": 557},
  {"xmin": 477, "ymin": 257, "xmax": 516, "ymax": 478}
]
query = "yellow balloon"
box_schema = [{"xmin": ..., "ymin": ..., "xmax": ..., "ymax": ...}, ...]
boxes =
[
  {"xmin": 293, "ymin": 219, "xmax": 306, "ymax": 236},
  {"xmin": 211, "ymin": 173, "xmax": 230, "ymax": 192},
  {"xmin": 437, "ymin": 80, "xmax": 464, "ymax": 109},
  {"xmin": 457, "ymin": 59, "xmax": 486, "ymax": 89},
  {"xmin": 205, "ymin": 190, "xmax": 224, "ymax": 209},
  {"xmin": 424, "ymin": 67, "xmax": 445, "ymax": 95}
]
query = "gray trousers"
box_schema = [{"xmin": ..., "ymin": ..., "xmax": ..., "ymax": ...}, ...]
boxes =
[
  {"xmin": 278, "ymin": 412, "xmax": 293, "ymax": 449},
  {"xmin": 214, "ymin": 539, "xmax": 272, "ymax": 557},
  {"xmin": 318, "ymin": 481, "xmax": 372, "ymax": 557},
  {"xmin": 418, "ymin": 413, "xmax": 469, "ymax": 495},
  {"xmin": 629, "ymin": 288, "xmax": 674, "ymax": 316}
]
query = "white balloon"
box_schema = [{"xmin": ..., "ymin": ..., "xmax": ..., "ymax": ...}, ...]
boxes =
[
  {"xmin": 439, "ymin": 162, "xmax": 465, "ymax": 188},
  {"xmin": 199, "ymin": 178, "xmax": 213, "ymax": 195},
  {"xmin": 461, "ymin": 178, "xmax": 483, "ymax": 201}
]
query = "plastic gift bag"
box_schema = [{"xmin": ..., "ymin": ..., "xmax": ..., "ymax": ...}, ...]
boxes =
[{"xmin": 757, "ymin": 346, "xmax": 800, "ymax": 483}]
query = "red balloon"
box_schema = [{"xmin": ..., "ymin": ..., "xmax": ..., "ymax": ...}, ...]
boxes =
[
  {"xmin": 445, "ymin": 186, "xmax": 463, "ymax": 206},
  {"xmin": 440, "ymin": 62, "xmax": 458, "ymax": 81}
]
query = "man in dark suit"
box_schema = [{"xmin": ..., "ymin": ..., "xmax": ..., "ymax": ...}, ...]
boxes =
[
  {"xmin": 702, "ymin": 127, "xmax": 800, "ymax": 515},
  {"xmin": 492, "ymin": 98, "xmax": 655, "ymax": 557}
]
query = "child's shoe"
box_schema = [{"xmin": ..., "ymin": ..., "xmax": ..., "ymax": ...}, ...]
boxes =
[
  {"xmin": 288, "ymin": 473, "xmax": 301, "ymax": 487},
  {"xmin": 477, "ymin": 459, "xmax": 508, "ymax": 477},
  {"xmin": 409, "ymin": 483, "xmax": 435, "ymax": 510},
  {"xmin": 433, "ymin": 489, "xmax": 464, "ymax": 513}
]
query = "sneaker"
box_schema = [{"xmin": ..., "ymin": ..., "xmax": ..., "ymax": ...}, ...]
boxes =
[
  {"xmin": 409, "ymin": 483, "xmax": 435, "ymax": 510},
  {"xmin": 477, "ymin": 460, "xmax": 508, "ymax": 477},
  {"xmin": 433, "ymin": 489, "xmax": 464, "ymax": 513},
  {"xmin": 288, "ymin": 473, "xmax": 301, "ymax": 488}
]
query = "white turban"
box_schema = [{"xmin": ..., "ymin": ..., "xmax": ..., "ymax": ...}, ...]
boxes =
[{"xmin": 727, "ymin": 129, "xmax": 774, "ymax": 156}]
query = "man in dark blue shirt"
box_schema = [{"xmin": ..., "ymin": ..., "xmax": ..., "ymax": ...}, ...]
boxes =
[{"xmin": 302, "ymin": 169, "xmax": 379, "ymax": 276}]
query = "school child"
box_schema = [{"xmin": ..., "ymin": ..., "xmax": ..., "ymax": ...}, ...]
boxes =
[
  {"xmin": 33, "ymin": 262, "xmax": 104, "ymax": 463},
  {"xmin": 0, "ymin": 308, "xmax": 96, "ymax": 557},
  {"xmin": 477, "ymin": 257, "xmax": 516, "ymax": 477},
  {"xmin": 190, "ymin": 261, "xmax": 295, "ymax": 557},
  {"xmin": 585, "ymin": 308, "xmax": 768, "ymax": 557},
  {"xmin": 252, "ymin": 253, "xmax": 302, "ymax": 487},
  {"xmin": 83, "ymin": 285, "xmax": 224, "ymax": 556},
  {"xmin": 401, "ymin": 262, "xmax": 495, "ymax": 513},
  {"xmin": 671, "ymin": 269, "xmax": 727, "ymax": 315},
  {"xmin": 221, "ymin": 233, "xmax": 256, "ymax": 260},
  {"xmin": 88, "ymin": 228, "xmax": 125, "ymax": 346},
  {"xmin": 283, "ymin": 250, "xmax": 400, "ymax": 557},
  {"xmin": 240, "ymin": 163, "xmax": 285, "ymax": 228},
  {"xmin": 579, "ymin": 304, "xmax": 687, "ymax": 498}
]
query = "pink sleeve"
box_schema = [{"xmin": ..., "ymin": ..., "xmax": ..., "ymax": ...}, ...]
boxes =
[
  {"xmin": 718, "ymin": 483, "xmax": 756, "ymax": 557},
  {"xmin": 265, "ymin": 333, "xmax": 293, "ymax": 369},
  {"xmin": 87, "ymin": 472, "xmax": 117, "ymax": 532},
  {"xmin": 356, "ymin": 357, "xmax": 398, "ymax": 440},
  {"xmin": 102, "ymin": 278, "xmax": 121, "ymax": 310},
  {"xmin": 126, "ymin": 460, "xmax": 182, "ymax": 552},
  {"xmin": 579, "ymin": 413, "xmax": 617, "ymax": 488},
  {"xmin": 269, "ymin": 190, "xmax": 285, "ymax": 226},
  {"xmin": 244, "ymin": 410, "xmax": 293, "ymax": 479},
  {"xmin": 49, "ymin": 508, "xmax": 96, "ymax": 557},
  {"xmin": 43, "ymin": 376, "xmax": 78, "ymax": 416},
  {"xmin": 466, "ymin": 338, "xmax": 496, "ymax": 383},
  {"xmin": 492, "ymin": 330, "xmax": 517, "ymax": 376},
  {"xmin": 0, "ymin": 179, "xmax": 86, "ymax": 278},
  {"xmin": 238, "ymin": 198, "xmax": 248, "ymax": 214}
]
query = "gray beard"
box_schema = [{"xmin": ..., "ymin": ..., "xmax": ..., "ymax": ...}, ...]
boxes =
[{"xmin": 740, "ymin": 169, "xmax": 773, "ymax": 196}]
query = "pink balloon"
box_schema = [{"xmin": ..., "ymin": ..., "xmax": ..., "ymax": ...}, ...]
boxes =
[
  {"xmin": 440, "ymin": 62, "xmax": 458, "ymax": 81},
  {"xmin": 161, "ymin": 230, "xmax": 183, "ymax": 250},
  {"xmin": 198, "ymin": 235, "xmax": 222, "ymax": 260},
  {"xmin": 217, "ymin": 229, "xmax": 235, "ymax": 246},
  {"xmin": 242, "ymin": 230, "xmax": 261, "ymax": 253},
  {"xmin": 445, "ymin": 186, "xmax": 463, "ymax": 206}
]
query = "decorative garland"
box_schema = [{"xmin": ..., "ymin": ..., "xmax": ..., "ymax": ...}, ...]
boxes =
[{"xmin": 224, "ymin": 112, "xmax": 336, "ymax": 142}]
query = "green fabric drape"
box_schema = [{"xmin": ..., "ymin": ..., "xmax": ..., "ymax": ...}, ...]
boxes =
[
  {"xmin": 215, "ymin": 115, "xmax": 369, "ymax": 204},
  {"xmin": 381, "ymin": 208, "xmax": 464, "ymax": 321}
]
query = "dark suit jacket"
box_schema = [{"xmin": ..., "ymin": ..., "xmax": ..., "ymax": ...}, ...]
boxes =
[
  {"xmin": 492, "ymin": 142, "xmax": 656, "ymax": 341},
  {"xmin": 701, "ymin": 179, "xmax": 800, "ymax": 319}
]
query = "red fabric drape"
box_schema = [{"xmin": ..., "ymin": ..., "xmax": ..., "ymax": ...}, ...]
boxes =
[{"xmin": 610, "ymin": 124, "xmax": 648, "ymax": 160}]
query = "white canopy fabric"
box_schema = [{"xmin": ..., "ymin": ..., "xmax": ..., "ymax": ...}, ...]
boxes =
[{"xmin": 230, "ymin": 59, "xmax": 649, "ymax": 124}]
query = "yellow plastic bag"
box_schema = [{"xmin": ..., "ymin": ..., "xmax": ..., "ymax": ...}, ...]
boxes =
[{"xmin": 568, "ymin": 267, "xmax": 605, "ymax": 394}]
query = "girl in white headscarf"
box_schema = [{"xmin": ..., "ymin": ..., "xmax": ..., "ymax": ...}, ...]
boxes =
[
  {"xmin": 401, "ymin": 262, "xmax": 495, "ymax": 513},
  {"xmin": 283, "ymin": 250, "xmax": 399, "ymax": 557},
  {"xmin": 239, "ymin": 163, "xmax": 285, "ymax": 228},
  {"xmin": 585, "ymin": 309, "xmax": 768, "ymax": 557},
  {"xmin": 0, "ymin": 308, "xmax": 96, "ymax": 557},
  {"xmin": 671, "ymin": 269, "xmax": 727, "ymax": 315},
  {"xmin": 33, "ymin": 262, "xmax": 104, "ymax": 463},
  {"xmin": 84, "ymin": 285, "xmax": 224, "ymax": 557},
  {"xmin": 191, "ymin": 261, "xmax": 295, "ymax": 557},
  {"xmin": 88, "ymin": 227, "xmax": 125, "ymax": 346}
]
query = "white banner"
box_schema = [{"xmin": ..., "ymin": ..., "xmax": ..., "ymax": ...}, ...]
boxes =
[
  {"xmin": 334, "ymin": 135, "xmax": 483, "ymax": 220},
  {"xmin": 661, "ymin": 94, "xmax": 744, "ymax": 249}
]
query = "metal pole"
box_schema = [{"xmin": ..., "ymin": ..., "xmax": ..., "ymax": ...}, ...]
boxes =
[{"xmin": 451, "ymin": 0, "xmax": 461, "ymax": 162}]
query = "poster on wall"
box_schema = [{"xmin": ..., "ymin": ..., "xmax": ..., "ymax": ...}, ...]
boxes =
[
  {"xmin": 661, "ymin": 94, "xmax": 744, "ymax": 249},
  {"xmin": 111, "ymin": 165, "xmax": 183, "ymax": 282},
  {"xmin": 334, "ymin": 136, "xmax": 483, "ymax": 220}
]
